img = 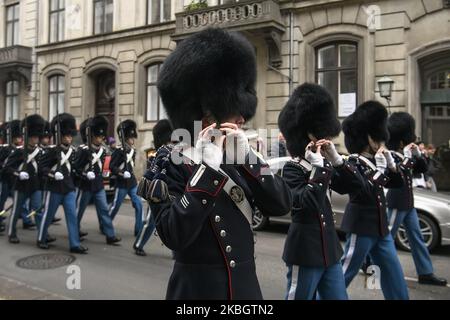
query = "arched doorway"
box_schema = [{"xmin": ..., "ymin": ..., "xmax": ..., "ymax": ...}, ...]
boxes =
[
  {"xmin": 419, "ymin": 50, "xmax": 450, "ymax": 190},
  {"xmin": 94, "ymin": 70, "xmax": 116, "ymax": 138},
  {"xmin": 83, "ymin": 65, "xmax": 117, "ymax": 139}
]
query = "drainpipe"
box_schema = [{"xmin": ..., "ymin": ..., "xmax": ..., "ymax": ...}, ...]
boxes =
[
  {"xmin": 32, "ymin": 0, "xmax": 40, "ymax": 114},
  {"xmin": 289, "ymin": 10, "xmax": 294, "ymax": 95}
]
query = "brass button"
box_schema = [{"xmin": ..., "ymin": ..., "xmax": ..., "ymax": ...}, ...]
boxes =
[
  {"xmin": 322, "ymin": 222, "xmax": 326, "ymax": 226},
  {"xmin": 202, "ymin": 199, "xmax": 207, "ymax": 205},
  {"xmin": 215, "ymin": 215, "xmax": 221, "ymax": 223},
  {"xmin": 220, "ymin": 230, "xmax": 226, "ymax": 237},
  {"xmin": 261, "ymin": 177, "xmax": 265, "ymax": 182},
  {"xmin": 226, "ymin": 246, "xmax": 232, "ymax": 253},
  {"xmin": 214, "ymin": 180, "xmax": 219, "ymax": 186},
  {"xmin": 230, "ymin": 260, "xmax": 236, "ymax": 268},
  {"xmin": 320, "ymin": 214, "xmax": 324, "ymax": 219}
]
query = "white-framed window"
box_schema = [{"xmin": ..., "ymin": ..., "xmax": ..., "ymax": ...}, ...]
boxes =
[
  {"xmin": 48, "ymin": 75, "xmax": 65, "ymax": 119},
  {"xmin": 316, "ymin": 42, "xmax": 358, "ymax": 118},
  {"xmin": 147, "ymin": 0, "xmax": 171, "ymax": 24},
  {"xmin": 6, "ymin": 3, "xmax": 20, "ymax": 46},
  {"xmin": 94, "ymin": 0, "xmax": 113, "ymax": 34},
  {"xmin": 5, "ymin": 80, "xmax": 20, "ymax": 120},
  {"xmin": 49, "ymin": 0, "xmax": 65, "ymax": 43},
  {"xmin": 146, "ymin": 63, "xmax": 166, "ymax": 122}
]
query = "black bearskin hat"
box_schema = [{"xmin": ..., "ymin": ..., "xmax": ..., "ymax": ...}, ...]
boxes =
[
  {"xmin": 42, "ymin": 121, "xmax": 52, "ymax": 138},
  {"xmin": 386, "ymin": 112, "xmax": 417, "ymax": 151},
  {"xmin": 22, "ymin": 114, "xmax": 46, "ymax": 137},
  {"xmin": 90, "ymin": 115, "xmax": 108, "ymax": 137},
  {"xmin": 278, "ymin": 83, "xmax": 341, "ymax": 157},
  {"xmin": 79, "ymin": 119, "xmax": 88, "ymax": 144},
  {"xmin": 157, "ymin": 28, "xmax": 257, "ymax": 144},
  {"xmin": 342, "ymin": 100, "xmax": 389, "ymax": 154},
  {"xmin": 51, "ymin": 113, "xmax": 78, "ymax": 138},
  {"xmin": 117, "ymin": 120, "xmax": 138, "ymax": 140},
  {"xmin": 9, "ymin": 120, "xmax": 22, "ymax": 139},
  {"xmin": 153, "ymin": 119, "xmax": 173, "ymax": 150}
]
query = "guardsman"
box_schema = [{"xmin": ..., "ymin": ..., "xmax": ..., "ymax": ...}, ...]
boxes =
[
  {"xmin": 278, "ymin": 83, "xmax": 364, "ymax": 300},
  {"xmin": 0, "ymin": 122, "xmax": 14, "ymax": 233},
  {"xmin": 108, "ymin": 120, "xmax": 143, "ymax": 236},
  {"xmin": 138, "ymin": 28, "xmax": 292, "ymax": 299},
  {"xmin": 386, "ymin": 112, "xmax": 447, "ymax": 286},
  {"xmin": 5, "ymin": 115, "xmax": 45, "ymax": 244},
  {"xmin": 340, "ymin": 101, "xmax": 409, "ymax": 300},
  {"xmin": 134, "ymin": 119, "xmax": 173, "ymax": 256},
  {"xmin": 37, "ymin": 113, "xmax": 88, "ymax": 254},
  {"xmin": 73, "ymin": 116, "xmax": 121, "ymax": 245}
]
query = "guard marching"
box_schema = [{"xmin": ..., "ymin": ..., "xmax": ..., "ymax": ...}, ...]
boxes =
[
  {"xmin": 278, "ymin": 83, "xmax": 361, "ymax": 300},
  {"xmin": 73, "ymin": 115, "xmax": 121, "ymax": 245},
  {"xmin": 108, "ymin": 120, "xmax": 143, "ymax": 236},
  {"xmin": 340, "ymin": 101, "xmax": 409, "ymax": 300},
  {"xmin": 37, "ymin": 113, "xmax": 88, "ymax": 254},
  {"xmin": 5, "ymin": 115, "xmax": 45, "ymax": 244},
  {"xmin": 385, "ymin": 112, "xmax": 447, "ymax": 286},
  {"xmin": 139, "ymin": 28, "xmax": 292, "ymax": 299},
  {"xmin": 134, "ymin": 119, "xmax": 173, "ymax": 256}
]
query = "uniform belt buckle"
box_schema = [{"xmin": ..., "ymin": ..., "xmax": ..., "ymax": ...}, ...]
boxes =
[{"xmin": 230, "ymin": 185, "xmax": 245, "ymax": 204}]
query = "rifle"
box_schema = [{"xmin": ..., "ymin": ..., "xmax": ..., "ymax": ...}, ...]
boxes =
[
  {"xmin": 86, "ymin": 116, "xmax": 94, "ymax": 176},
  {"xmin": 118, "ymin": 120, "xmax": 130, "ymax": 176}
]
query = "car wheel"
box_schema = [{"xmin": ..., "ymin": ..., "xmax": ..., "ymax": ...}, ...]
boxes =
[
  {"xmin": 252, "ymin": 207, "xmax": 269, "ymax": 231},
  {"xmin": 395, "ymin": 212, "xmax": 440, "ymax": 252}
]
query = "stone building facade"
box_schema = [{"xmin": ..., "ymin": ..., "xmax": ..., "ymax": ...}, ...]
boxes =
[{"xmin": 1, "ymin": 0, "xmax": 449, "ymax": 183}]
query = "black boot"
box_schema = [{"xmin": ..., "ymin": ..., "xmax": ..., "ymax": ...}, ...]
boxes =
[
  {"xmin": 9, "ymin": 235, "xmax": 20, "ymax": 244},
  {"xmin": 46, "ymin": 235, "xmax": 57, "ymax": 243},
  {"xmin": 70, "ymin": 245, "xmax": 88, "ymax": 254},
  {"xmin": 79, "ymin": 230, "xmax": 88, "ymax": 237},
  {"xmin": 37, "ymin": 241, "xmax": 49, "ymax": 250},
  {"xmin": 23, "ymin": 223, "xmax": 36, "ymax": 230},
  {"xmin": 106, "ymin": 236, "xmax": 121, "ymax": 245},
  {"xmin": 418, "ymin": 274, "xmax": 448, "ymax": 286},
  {"xmin": 135, "ymin": 248, "xmax": 146, "ymax": 256}
]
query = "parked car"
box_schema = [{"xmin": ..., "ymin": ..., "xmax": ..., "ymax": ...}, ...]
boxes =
[{"xmin": 253, "ymin": 157, "xmax": 450, "ymax": 252}]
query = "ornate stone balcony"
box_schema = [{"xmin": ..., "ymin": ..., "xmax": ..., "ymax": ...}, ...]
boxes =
[
  {"xmin": 172, "ymin": 0, "xmax": 285, "ymax": 68},
  {"xmin": 0, "ymin": 46, "xmax": 32, "ymax": 84}
]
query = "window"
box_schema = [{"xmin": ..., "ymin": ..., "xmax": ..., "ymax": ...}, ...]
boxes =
[
  {"xmin": 5, "ymin": 80, "xmax": 20, "ymax": 120},
  {"xmin": 94, "ymin": 0, "xmax": 113, "ymax": 34},
  {"xmin": 48, "ymin": 75, "xmax": 65, "ymax": 119},
  {"xmin": 146, "ymin": 64, "xmax": 166, "ymax": 122},
  {"xmin": 428, "ymin": 70, "xmax": 450, "ymax": 90},
  {"xmin": 49, "ymin": 0, "xmax": 65, "ymax": 42},
  {"xmin": 147, "ymin": 0, "xmax": 171, "ymax": 24},
  {"xmin": 6, "ymin": 4, "xmax": 20, "ymax": 46},
  {"xmin": 316, "ymin": 42, "xmax": 358, "ymax": 117}
]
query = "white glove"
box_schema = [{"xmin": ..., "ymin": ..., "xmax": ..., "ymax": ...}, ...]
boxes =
[
  {"xmin": 305, "ymin": 142, "xmax": 324, "ymax": 167},
  {"xmin": 123, "ymin": 171, "xmax": 131, "ymax": 179},
  {"xmin": 403, "ymin": 145, "xmax": 413, "ymax": 158},
  {"xmin": 224, "ymin": 129, "xmax": 250, "ymax": 164},
  {"xmin": 411, "ymin": 144, "xmax": 421, "ymax": 157},
  {"xmin": 383, "ymin": 150, "xmax": 396, "ymax": 170},
  {"xmin": 86, "ymin": 171, "xmax": 96, "ymax": 180},
  {"xmin": 54, "ymin": 172, "xmax": 64, "ymax": 181},
  {"xmin": 195, "ymin": 125, "xmax": 225, "ymax": 171},
  {"xmin": 320, "ymin": 141, "xmax": 343, "ymax": 167},
  {"xmin": 375, "ymin": 153, "xmax": 387, "ymax": 173},
  {"xmin": 19, "ymin": 171, "xmax": 29, "ymax": 181}
]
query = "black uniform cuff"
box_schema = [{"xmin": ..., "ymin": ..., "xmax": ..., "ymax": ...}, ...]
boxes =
[
  {"xmin": 185, "ymin": 164, "xmax": 228, "ymax": 197},
  {"xmin": 369, "ymin": 170, "xmax": 389, "ymax": 186},
  {"xmin": 309, "ymin": 166, "xmax": 332, "ymax": 186},
  {"xmin": 241, "ymin": 148, "xmax": 270, "ymax": 179}
]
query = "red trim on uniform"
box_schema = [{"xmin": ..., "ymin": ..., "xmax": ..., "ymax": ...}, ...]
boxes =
[
  {"xmin": 208, "ymin": 217, "xmax": 233, "ymax": 300},
  {"xmin": 185, "ymin": 177, "xmax": 227, "ymax": 197},
  {"xmin": 184, "ymin": 163, "xmax": 193, "ymax": 174}
]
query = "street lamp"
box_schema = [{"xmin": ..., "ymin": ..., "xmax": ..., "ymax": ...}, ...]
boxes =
[{"xmin": 377, "ymin": 75, "xmax": 394, "ymax": 113}]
